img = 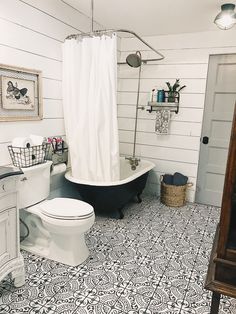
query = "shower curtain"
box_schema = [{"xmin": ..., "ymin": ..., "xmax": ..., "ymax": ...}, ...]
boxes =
[{"xmin": 62, "ymin": 34, "xmax": 120, "ymax": 182}]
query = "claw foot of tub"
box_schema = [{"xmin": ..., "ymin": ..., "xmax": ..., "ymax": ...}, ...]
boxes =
[
  {"xmin": 111, "ymin": 209, "xmax": 124, "ymax": 219},
  {"xmin": 137, "ymin": 193, "xmax": 142, "ymax": 203},
  {"xmin": 118, "ymin": 209, "xmax": 124, "ymax": 219}
]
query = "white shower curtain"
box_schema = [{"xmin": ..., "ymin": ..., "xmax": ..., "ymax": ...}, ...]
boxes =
[{"xmin": 62, "ymin": 34, "xmax": 120, "ymax": 182}]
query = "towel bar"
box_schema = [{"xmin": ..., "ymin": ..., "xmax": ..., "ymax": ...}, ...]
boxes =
[{"xmin": 147, "ymin": 101, "xmax": 179, "ymax": 114}]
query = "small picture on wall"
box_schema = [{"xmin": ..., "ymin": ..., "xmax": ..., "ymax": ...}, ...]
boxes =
[
  {"xmin": 0, "ymin": 63, "xmax": 42, "ymax": 121},
  {"xmin": 1, "ymin": 76, "xmax": 35, "ymax": 110}
]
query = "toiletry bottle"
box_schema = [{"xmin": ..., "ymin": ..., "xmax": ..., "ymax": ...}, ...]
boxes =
[
  {"xmin": 151, "ymin": 89, "xmax": 155, "ymax": 102},
  {"xmin": 157, "ymin": 89, "xmax": 165, "ymax": 102}
]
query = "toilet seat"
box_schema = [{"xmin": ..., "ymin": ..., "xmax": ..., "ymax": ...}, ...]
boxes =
[{"xmin": 41, "ymin": 198, "xmax": 94, "ymax": 220}]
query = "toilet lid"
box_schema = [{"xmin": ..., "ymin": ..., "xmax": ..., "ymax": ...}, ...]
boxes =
[{"xmin": 41, "ymin": 198, "xmax": 94, "ymax": 220}]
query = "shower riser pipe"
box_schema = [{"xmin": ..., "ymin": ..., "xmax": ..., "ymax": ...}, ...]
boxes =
[{"xmin": 133, "ymin": 64, "xmax": 141, "ymax": 159}]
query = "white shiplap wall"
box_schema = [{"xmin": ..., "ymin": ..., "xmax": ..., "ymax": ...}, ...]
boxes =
[
  {"xmin": 1, "ymin": 0, "xmax": 236, "ymax": 202},
  {"xmin": 0, "ymin": 0, "xmax": 106, "ymax": 166},
  {"xmin": 118, "ymin": 30, "xmax": 236, "ymax": 201}
]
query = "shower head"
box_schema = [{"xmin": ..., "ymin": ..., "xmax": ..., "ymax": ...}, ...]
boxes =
[{"xmin": 126, "ymin": 51, "xmax": 142, "ymax": 68}]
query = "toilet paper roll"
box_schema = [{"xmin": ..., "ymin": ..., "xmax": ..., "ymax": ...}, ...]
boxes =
[
  {"xmin": 50, "ymin": 163, "xmax": 67, "ymax": 176},
  {"xmin": 29, "ymin": 134, "xmax": 45, "ymax": 146},
  {"xmin": 12, "ymin": 137, "xmax": 33, "ymax": 148}
]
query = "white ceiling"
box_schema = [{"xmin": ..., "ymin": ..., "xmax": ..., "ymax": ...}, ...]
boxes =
[{"xmin": 63, "ymin": 0, "xmax": 236, "ymax": 36}]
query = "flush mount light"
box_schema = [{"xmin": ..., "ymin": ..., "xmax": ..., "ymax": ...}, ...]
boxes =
[{"xmin": 214, "ymin": 3, "xmax": 236, "ymax": 30}]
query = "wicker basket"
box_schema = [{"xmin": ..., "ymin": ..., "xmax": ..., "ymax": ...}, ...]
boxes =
[{"xmin": 160, "ymin": 175, "xmax": 193, "ymax": 207}]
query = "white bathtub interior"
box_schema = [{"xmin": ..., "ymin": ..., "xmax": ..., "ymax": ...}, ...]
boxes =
[
  {"xmin": 65, "ymin": 157, "xmax": 155, "ymax": 186},
  {"xmin": 119, "ymin": 158, "xmax": 155, "ymax": 181}
]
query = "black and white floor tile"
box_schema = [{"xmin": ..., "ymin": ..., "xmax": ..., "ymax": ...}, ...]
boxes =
[{"xmin": 1, "ymin": 196, "xmax": 236, "ymax": 313}]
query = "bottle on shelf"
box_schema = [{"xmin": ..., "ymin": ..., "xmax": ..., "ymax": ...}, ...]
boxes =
[
  {"xmin": 157, "ymin": 89, "xmax": 165, "ymax": 102},
  {"xmin": 150, "ymin": 88, "xmax": 156, "ymax": 102}
]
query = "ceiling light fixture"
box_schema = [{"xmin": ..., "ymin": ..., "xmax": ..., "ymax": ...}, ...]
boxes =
[{"xmin": 214, "ymin": 3, "xmax": 236, "ymax": 30}]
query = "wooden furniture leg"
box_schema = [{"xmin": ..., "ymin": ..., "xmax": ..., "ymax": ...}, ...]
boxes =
[{"xmin": 210, "ymin": 292, "xmax": 221, "ymax": 314}]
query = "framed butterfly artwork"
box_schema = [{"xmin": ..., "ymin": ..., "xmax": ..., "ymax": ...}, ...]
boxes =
[{"xmin": 0, "ymin": 64, "xmax": 42, "ymax": 121}]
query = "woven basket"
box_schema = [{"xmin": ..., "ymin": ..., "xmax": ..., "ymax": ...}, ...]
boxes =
[{"xmin": 160, "ymin": 176, "xmax": 193, "ymax": 207}]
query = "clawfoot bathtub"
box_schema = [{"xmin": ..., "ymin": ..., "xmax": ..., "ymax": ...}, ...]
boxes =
[{"xmin": 65, "ymin": 157, "xmax": 155, "ymax": 218}]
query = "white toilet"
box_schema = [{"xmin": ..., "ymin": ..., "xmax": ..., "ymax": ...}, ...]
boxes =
[{"xmin": 18, "ymin": 161, "xmax": 95, "ymax": 266}]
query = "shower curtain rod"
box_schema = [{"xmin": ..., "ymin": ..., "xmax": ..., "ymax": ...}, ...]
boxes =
[{"xmin": 65, "ymin": 29, "xmax": 164, "ymax": 63}]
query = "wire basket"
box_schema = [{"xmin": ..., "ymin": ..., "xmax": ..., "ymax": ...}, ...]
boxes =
[{"xmin": 8, "ymin": 143, "xmax": 50, "ymax": 168}]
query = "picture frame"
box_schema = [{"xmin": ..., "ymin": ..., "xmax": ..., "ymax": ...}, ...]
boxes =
[{"xmin": 0, "ymin": 64, "xmax": 42, "ymax": 121}]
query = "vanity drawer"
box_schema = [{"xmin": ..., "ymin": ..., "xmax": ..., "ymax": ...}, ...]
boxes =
[
  {"xmin": 0, "ymin": 178, "xmax": 16, "ymax": 195},
  {"xmin": 0, "ymin": 193, "xmax": 16, "ymax": 212}
]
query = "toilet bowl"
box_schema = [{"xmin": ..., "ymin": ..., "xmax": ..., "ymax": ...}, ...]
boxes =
[{"xmin": 18, "ymin": 161, "xmax": 95, "ymax": 266}]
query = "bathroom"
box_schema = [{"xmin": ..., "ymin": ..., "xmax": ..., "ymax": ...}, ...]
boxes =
[{"xmin": 1, "ymin": 0, "xmax": 236, "ymax": 313}]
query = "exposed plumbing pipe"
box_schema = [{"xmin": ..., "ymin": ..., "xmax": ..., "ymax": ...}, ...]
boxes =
[
  {"xmin": 133, "ymin": 51, "xmax": 142, "ymax": 159},
  {"xmin": 91, "ymin": 0, "xmax": 94, "ymax": 33},
  {"xmin": 125, "ymin": 51, "xmax": 143, "ymax": 170}
]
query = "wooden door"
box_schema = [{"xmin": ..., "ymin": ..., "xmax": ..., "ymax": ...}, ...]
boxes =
[{"xmin": 196, "ymin": 54, "xmax": 236, "ymax": 206}]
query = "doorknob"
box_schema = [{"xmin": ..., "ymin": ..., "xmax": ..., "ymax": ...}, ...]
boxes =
[{"xmin": 202, "ymin": 136, "xmax": 209, "ymax": 144}]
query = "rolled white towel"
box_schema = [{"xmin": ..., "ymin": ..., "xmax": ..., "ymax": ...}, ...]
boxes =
[
  {"xmin": 29, "ymin": 134, "xmax": 45, "ymax": 146},
  {"xmin": 12, "ymin": 137, "xmax": 33, "ymax": 148}
]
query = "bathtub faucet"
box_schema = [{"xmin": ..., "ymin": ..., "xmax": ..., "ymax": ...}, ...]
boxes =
[{"xmin": 125, "ymin": 156, "xmax": 140, "ymax": 171}]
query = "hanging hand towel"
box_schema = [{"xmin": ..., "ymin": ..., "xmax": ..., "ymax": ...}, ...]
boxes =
[{"xmin": 155, "ymin": 109, "xmax": 171, "ymax": 134}]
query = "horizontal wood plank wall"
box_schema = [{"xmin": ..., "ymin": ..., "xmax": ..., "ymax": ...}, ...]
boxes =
[
  {"xmin": 118, "ymin": 30, "xmax": 236, "ymax": 201},
  {"xmin": 0, "ymin": 0, "xmax": 104, "ymax": 166}
]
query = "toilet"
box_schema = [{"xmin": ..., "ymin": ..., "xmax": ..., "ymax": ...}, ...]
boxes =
[{"xmin": 18, "ymin": 161, "xmax": 95, "ymax": 266}]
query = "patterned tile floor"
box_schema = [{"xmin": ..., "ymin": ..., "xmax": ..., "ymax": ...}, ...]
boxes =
[{"xmin": 1, "ymin": 196, "xmax": 236, "ymax": 314}]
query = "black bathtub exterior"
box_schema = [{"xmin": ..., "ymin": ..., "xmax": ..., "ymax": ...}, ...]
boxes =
[{"xmin": 73, "ymin": 172, "xmax": 149, "ymax": 218}]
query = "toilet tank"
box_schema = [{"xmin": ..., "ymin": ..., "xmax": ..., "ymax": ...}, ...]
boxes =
[{"xmin": 17, "ymin": 161, "xmax": 52, "ymax": 209}]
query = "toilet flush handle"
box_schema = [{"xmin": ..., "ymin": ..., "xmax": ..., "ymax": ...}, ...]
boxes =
[{"xmin": 20, "ymin": 177, "xmax": 28, "ymax": 182}]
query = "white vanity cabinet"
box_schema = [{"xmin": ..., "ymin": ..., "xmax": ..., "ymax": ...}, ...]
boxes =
[{"xmin": 0, "ymin": 175, "xmax": 25, "ymax": 287}]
